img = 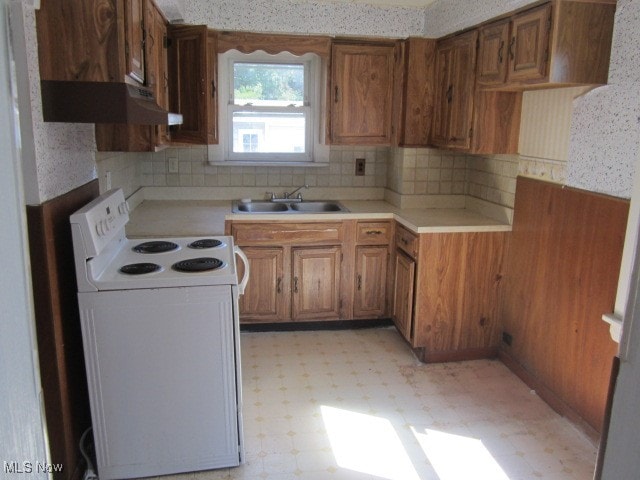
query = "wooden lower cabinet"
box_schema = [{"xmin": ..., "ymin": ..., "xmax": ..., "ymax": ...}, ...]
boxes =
[
  {"xmin": 238, "ymin": 247, "xmax": 287, "ymax": 322},
  {"xmin": 392, "ymin": 250, "xmax": 415, "ymax": 341},
  {"xmin": 354, "ymin": 246, "xmax": 389, "ymax": 318},
  {"xmin": 238, "ymin": 245, "xmax": 342, "ymax": 323},
  {"xmin": 292, "ymin": 246, "xmax": 342, "ymax": 321},
  {"xmin": 392, "ymin": 224, "xmax": 508, "ymax": 362}
]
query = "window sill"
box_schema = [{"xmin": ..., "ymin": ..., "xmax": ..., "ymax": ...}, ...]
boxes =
[{"xmin": 208, "ymin": 161, "xmax": 329, "ymax": 168}]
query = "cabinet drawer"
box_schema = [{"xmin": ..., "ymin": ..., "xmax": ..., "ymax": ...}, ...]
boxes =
[
  {"xmin": 395, "ymin": 224, "xmax": 418, "ymax": 258},
  {"xmin": 231, "ymin": 222, "xmax": 344, "ymax": 246},
  {"xmin": 356, "ymin": 221, "xmax": 392, "ymax": 245}
]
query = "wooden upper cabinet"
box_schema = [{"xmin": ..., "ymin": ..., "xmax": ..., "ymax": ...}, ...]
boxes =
[
  {"xmin": 36, "ymin": 0, "xmax": 126, "ymax": 82},
  {"xmin": 330, "ymin": 43, "xmax": 396, "ymax": 145},
  {"xmin": 477, "ymin": 20, "xmax": 510, "ymax": 86},
  {"xmin": 508, "ymin": 4, "xmax": 551, "ymax": 83},
  {"xmin": 147, "ymin": 0, "xmax": 171, "ymax": 147},
  {"xmin": 477, "ymin": 1, "xmax": 615, "ymax": 90},
  {"xmin": 432, "ymin": 30, "xmax": 478, "ymax": 151},
  {"xmin": 168, "ymin": 25, "xmax": 218, "ymax": 144},
  {"xmin": 394, "ymin": 38, "xmax": 437, "ymax": 147},
  {"xmin": 125, "ymin": 0, "xmax": 146, "ymax": 84}
]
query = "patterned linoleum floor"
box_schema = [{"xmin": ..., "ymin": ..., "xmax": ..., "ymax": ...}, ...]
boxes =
[{"xmin": 162, "ymin": 327, "xmax": 598, "ymax": 480}]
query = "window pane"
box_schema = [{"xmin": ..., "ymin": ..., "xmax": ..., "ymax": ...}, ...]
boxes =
[
  {"xmin": 233, "ymin": 63, "xmax": 304, "ymax": 106},
  {"xmin": 232, "ymin": 111, "xmax": 306, "ymax": 154}
]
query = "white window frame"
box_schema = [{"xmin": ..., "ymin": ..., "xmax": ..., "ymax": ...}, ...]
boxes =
[{"xmin": 209, "ymin": 49, "xmax": 328, "ymax": 166}]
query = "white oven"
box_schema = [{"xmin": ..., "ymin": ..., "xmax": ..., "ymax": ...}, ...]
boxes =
[{"xmin": 70, "ymin": 189, "xmax": 248, "ymax": 480}]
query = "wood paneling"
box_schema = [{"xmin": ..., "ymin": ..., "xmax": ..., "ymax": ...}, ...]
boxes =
[
  {"xmin": 501, "ymin": 177, "xmax": 629, "ymax": 432},
  {"xmin": 26, "ymin": 180, "xmax": 99, "ymax": 480}
]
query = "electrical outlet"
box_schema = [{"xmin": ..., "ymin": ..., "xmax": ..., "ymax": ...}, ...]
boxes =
[
  {"xmin": 168, "ymin": 158, "xmax": 179, "ymax": 173},
  {"xmin": 355, "ymin": 158, "xmax": 366, "ymax": 176}
]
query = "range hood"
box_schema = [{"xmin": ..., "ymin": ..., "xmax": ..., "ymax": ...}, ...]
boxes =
[{"xmin": 40, "ymin": 80, "xmax": 183, "ymax": 125}]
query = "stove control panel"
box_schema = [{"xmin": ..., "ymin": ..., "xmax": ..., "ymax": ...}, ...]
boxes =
[{"xmin": 70, "ymin": 188, "xmax": 129, "ymax": 258}]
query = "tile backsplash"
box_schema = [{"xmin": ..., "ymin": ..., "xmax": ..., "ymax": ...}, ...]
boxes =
[
  {"xmin": 97, "ymin": 145, "xmax": 520, "ymax": 210},
  {"xmin": 140, "ymin": 145, "xmax": 389, "ymax": 192}
]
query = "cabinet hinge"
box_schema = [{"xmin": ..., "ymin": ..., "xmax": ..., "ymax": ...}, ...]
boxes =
[
  {"xmin": 340, "ymin": 252, "xmax": 343, "ymax": 262},
  {"xmin": 469, "ymin": 127, "xmax": 473, "ymax": 139},
  {"xmin": 547, "ymin": 16, "xmax": 552, "ymax": 31},
  {"xmin": 163, "ymin": 35, "xmax": 169, "ymax": 49},
  {"xmin": 544, "ymin": 48, "xmax": 549, "ymax": 63},
  {"xmin": 476, "ymin": 37, "xmax": 480, "ymax": 50}
]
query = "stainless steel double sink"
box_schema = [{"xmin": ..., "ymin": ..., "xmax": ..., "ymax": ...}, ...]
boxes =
[{"xmin": 232, "ymin": 200, "xmax": 349, "ymax": 214}]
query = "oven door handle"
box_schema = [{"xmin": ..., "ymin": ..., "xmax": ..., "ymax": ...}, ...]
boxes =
[{"xmin": 234, "ymin": 245, "xmax": 250, "ymax": 295}]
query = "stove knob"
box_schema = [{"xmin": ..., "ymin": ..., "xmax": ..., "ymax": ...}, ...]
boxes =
[
  {"xmin": 118, "ymin": 202, "xmax": 126, "ymax": 215},
  {"xmin": 95, "ymin": 222, "xmax": 104, "ymax": 236}
]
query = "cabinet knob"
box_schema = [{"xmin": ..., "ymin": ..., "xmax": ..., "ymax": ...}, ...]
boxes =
[
  {"xmin": 357, "ymin": 274, "xmax": 362, "ymax": 291},
  {"xmin": 509, "ymin": 37, "xmax": 516, "ymax": 60}
]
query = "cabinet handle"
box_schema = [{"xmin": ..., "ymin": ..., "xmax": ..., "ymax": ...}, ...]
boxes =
[
  {"xmin": 211, "ymin": 80, "xmax": 216, "ymax": 97},
  {"xmin": 357, "ymin": 274, "xmax": 362, "ymax": 291},
  {"xmin": 509, "ymin": 37, "xmax": 516, "ymax": 61},
  {"xmin": 497, "ymin": 40, "xmax": 504, "ymax": 64},
  {"xmin": 401, "ymin": 238, "xmax": 408, "ymax": 245},
  {"xmin": 334, "ymin": 86, "xmax": 339, "ymax": 103},
  {"xmin": 293, "ymin": 276, "xmax": 299, "ymax": 293},
  {"xmin": 276, "ymin": 277, "xmax": 282, "ymax": 294},
  {"xmin": 366, "ymin": 230, "xmax": 382, "ymax": 235},
  {"xmin": 446, "ymin": 84, "xmax": 453, "ymax": 103}
]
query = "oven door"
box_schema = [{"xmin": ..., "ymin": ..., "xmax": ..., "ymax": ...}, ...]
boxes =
[{"xmin": 78, "ymin": 285, "xmax": 241, "ymax": 479}]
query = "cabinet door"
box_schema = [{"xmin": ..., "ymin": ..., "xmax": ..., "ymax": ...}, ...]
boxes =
[
  {"xmin": 125, "ymin": 0, "xmax": 146, "ymax": 84},
  {"xmin": 477, "ymin": 20, "xmax": 510, "ymax": 86},
  {"xmin": 168, "ymin": 25, "xmax": 216, "ymax": 144},
  {"xmin": 148, "ymin": 1, "xmax": 170, "ymax": 147},
  {"xmin": 507, "ymin": 4, "xmax": 551, "ymax": 83},
  {"xmin": 432, "ymin": 30, "xmax": 477, "ymax": 150},
  {"xmin": 446, "ymin": 30, "xmax": 478, "ymax": 150},
  {"xmin": 392, "ymin": 251, "xmax": 415, "ymax": 343},
  {"xmin": 354, "ymin": 246, "xmax": 388, "ymax": 318},
  {"xmin": 430, "ymin": 42, "xmax": 453, "ymax": 147},
  {"xmin": 238, "ymin": 247, "xmax": 288, "ymax": 323},
  {"xmin": 292, "ymin": 247, "xmax": 342, "ymax": 321},
  {"xmin": 331, "ymin": 44, "xmax": 395, "ymax": 145}
]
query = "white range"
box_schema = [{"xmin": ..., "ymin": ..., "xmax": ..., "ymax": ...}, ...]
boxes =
[{"xmin": 70, "ymin": 188, "xmax": 248, "ymax": 480}]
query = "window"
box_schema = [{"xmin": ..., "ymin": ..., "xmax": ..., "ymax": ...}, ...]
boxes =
[{"xmin": 212, "ymin": 50, "xmax": 326, "ymax": 165}]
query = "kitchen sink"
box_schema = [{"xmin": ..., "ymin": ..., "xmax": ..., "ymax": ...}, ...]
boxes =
[
  {"xmin": 232, "ymin": 200, "xmax": 348, "ymax": 213},
  {"xmin": 234, "ymin": 202, "xmax": 289, "ymax": 213},
  {"xmin": 289, "ymin": 202, "xmax": 344, "ymax": 212}
]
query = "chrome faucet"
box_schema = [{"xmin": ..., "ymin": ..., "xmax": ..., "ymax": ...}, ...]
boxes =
[{"xmin": 283, "ymin": 184, "xmax": 309, "ymax": 201}]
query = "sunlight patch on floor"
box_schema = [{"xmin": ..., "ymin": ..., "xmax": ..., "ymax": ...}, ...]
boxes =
[
  {"xmin": 321, "ymin": 405, "xmax": 421, "ymax": 480},
  {"xmin": 413, "ymin": 427, "xmax": 510, "ymax": 480}
]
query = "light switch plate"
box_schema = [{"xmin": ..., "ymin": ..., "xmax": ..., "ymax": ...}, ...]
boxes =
[{"xmin": 168, "ymin": 158, "xmax": 179, "ymax": 173}]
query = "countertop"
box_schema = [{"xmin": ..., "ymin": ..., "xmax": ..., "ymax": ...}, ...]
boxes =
[{"xmin": 126, "ymin": 199, "xmax": 511, "ymax": 237}]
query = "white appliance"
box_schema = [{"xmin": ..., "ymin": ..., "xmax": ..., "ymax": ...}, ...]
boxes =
[{"xmin": 69, "ymin": 188, "xmax": 249, "ymax": 480}]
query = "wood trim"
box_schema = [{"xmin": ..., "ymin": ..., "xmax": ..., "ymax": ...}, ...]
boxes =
[
  {"xmin": 26, "ymin": 179, "xmax": 99, "ymax": 480},
  {"xmin": 217, "ymin": 31, "xmax": 332, "ymax": 58},
  {"xmin": 594, "ymin": 356, "xmax": 621, "ymax": 480}
]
